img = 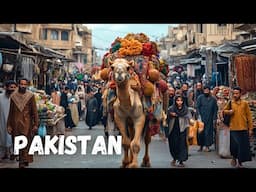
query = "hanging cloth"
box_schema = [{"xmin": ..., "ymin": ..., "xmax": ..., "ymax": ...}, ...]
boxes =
[{"xmin": 0, "ymin": 52, "xmax": 2, "ymax": 68}]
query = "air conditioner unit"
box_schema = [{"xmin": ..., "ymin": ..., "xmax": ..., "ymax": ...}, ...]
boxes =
[{"xmin": 75, "ymin": 41, "xmax": 82, "ymax": 47}]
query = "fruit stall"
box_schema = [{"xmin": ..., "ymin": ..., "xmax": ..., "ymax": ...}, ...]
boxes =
[{"xmin": 32, "ymin": 89, "xmax": 66, "ymax": 135}]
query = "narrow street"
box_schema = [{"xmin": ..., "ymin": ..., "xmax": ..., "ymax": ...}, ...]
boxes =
[{"xmin": 1, "ymin": 121, "xmax": 255, "ymax": 169}]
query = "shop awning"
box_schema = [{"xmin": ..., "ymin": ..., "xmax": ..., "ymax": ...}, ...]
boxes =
[{"xmin": 0, "ymin": 32, "xmax": 33, "ymax": 51}]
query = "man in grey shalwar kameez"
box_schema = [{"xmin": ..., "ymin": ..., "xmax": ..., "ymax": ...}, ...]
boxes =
[
  {"xmin": 0, "ymin": 80, "xmax": 17, "ymax": 160},
  {"xmin": 196, "ymin": 86, "xmax": 218, "ymax": 152}
]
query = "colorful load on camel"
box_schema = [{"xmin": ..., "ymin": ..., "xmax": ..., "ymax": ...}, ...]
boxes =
[
  {"xmin": 100, "ymin": 33, "xmax": 169, "ymax": 136},
  {"xmin": 100, "ymin": 33, "xmax": 169, "ymax": 96}
]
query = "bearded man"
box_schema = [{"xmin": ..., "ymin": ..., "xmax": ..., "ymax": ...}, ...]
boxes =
[{"xmin": 7, "ymin": 78, "xmax": 39, "ymax": 168}]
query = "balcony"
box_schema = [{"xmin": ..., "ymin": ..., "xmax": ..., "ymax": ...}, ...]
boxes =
[{"xmin": 41, "ymin": 24, "xmax": 73, "ymax": 31}]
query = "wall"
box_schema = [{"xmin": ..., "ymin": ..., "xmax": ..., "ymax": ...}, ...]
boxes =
[{"xmin": 0, "ymin": 24, "xmax": 14, "ymax": 32}]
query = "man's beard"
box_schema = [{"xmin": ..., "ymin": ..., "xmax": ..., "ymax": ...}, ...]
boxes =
[
  {"xmin": 204, "ymin": 93, "xmax": 210, "ymax": 97},
  {"xmin": 6, "ymin": 90, "xmax": 15, "ymax": 96},
  {"xmin": 18, "ymin": 87, "xmax": 27, "ymax": 93}
]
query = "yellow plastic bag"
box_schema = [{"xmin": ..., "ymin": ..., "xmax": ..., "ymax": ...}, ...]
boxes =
[
  {"xmin": 198, "ymin": 120, "xmax": 204, "ymax": 133},
  {"xmin": 188, "ymin": 123, "xmax": 198, "ymax": 145}
]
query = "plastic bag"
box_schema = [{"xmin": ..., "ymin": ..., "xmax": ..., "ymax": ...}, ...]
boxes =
[
  {"xmin": 218, "ymin": 128, "xmax": 230, "ymax": 157},
  {"xmin": 222, "ymin": 100, "xmax": 232, "ymax": 126},
  {"xmin": 197, "ymin": 115, "xmax": 204, "ymax": 133},
  {"xmin": 38, "ymin": 123, "xmax": 47, "ymax": 137}
]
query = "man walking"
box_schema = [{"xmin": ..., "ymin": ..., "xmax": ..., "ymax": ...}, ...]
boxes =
[
  {"xmin": 0, "ymin": 80, "xmax": 17, "ymax": 160},
  {"xmin": 223, "ymin": 86, "xmax": 253, "ymax": 168},
  {"xmin": 196, "ymin": 86, "xmax": 218, "ymax": 152},
  {"xmin": 7, "ymin": 78, "xmax": 39, "ymax": 168}
]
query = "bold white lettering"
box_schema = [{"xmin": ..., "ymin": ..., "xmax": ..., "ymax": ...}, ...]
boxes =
[
  {"xmin": 64, "ymin": 136, "xmax": 77, "ymax": 155},
  {"xmin": 14, "ymin": 136, "xmax": 28, "ymax": 155},
  {"xmin": 29, "ymin": 136, "xmax": 44, "ymax": 155},
  {"xmin": 77, "ymin": 136, "xmax": 91, "ymax": 155},
  {"xmin": 108, "ymin": 136, "xmax": 122, "ymax": 155},
  {"xmin": 44, "ymin": 135, "xmax": 58, "ymax": 155},
  {"xmin": 58, "ymin": 135, "xmax": 65, "ymax": 155},
  {"xmin": 91, "ymin": 136, "xmax": 107, "ymax": 155}
]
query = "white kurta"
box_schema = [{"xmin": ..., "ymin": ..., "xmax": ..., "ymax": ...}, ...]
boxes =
[{"xmin": 0, "ymin": 91, "xmax": 12, "ymax": 148}]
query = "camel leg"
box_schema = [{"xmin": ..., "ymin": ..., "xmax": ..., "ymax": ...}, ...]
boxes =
[
  {"xmin": 114, "ymin": 114, "xmax": 130, "ymax": 168},
  {"xmin": 141, "ymin": 125, "xmax": 151, "ymax": 167},
  {"xmin": 128, "ymin": 125, "xmax": 135, "ymax": 163},
  {"xmin": 128, "ymin": 115, "xmax": 145, "ymax": 168},
  {"xmin": 120, "ymin": 145, "xmax": 130, "ymax": 168}
]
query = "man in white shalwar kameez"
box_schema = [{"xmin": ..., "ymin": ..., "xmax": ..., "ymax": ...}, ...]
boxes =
[{"xmin": 0, "ymin": 80, "xmax": 17, "ymax": 160}]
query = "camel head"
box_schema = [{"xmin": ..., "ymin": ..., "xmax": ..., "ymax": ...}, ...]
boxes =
[{"xmin": 110, "ymin": 58, "xmax": 134, "ymax": 84}]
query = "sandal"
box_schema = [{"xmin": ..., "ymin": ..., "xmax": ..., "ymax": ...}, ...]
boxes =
[
  {"xmin": 171, "ymin": 160, "xmax": 176, "ymax": 166},
  {"xmin": 237, "ymin": 162, "xmax": 245, "ymax": 168},
  {"xmin": 197, "ymin": 147, "xmax": 203, "ymax": 152},
  {"xmin": 203, "ymin": 147, "xmax": 211, "ymax": 152},
  {"xmin": 231, "ymin": 159, "xmax": 237, "ymax": 167},
  {"xmin": 177, "ymin": 162, "xmax": 185, "ymax": 167}
]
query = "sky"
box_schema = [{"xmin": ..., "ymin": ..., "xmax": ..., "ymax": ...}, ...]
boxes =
[{"xmin": 83, "ymin": 24, "xmax": 177, "ymax": 57}]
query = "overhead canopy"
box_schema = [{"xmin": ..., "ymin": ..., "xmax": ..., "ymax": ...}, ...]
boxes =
[
  {"xmin": 180, "ymin": 58, "xmax": 201, "ymax": 65},
  {"xmin": 199, "ymin": 42, "xmax": 243, "ymax": 58},
  {"xmin": 214, "ymin": 42, "xmax": 243, "ymax": 57},
  {"xmin": 234, "ymin": 24, "xmax": 256, "ymax": 32},
  {"xmin": 239, "ymin": 39, "xmax": 256, "ymax": 54},
  {"xmin": 185, "ymin": 49, "xmax": 201, "ymax": 59},
  {"xmin": 30, "ymin": 44, "xmax": 75, "ymax": 62},
  {"xmin": 0, "ymin": 32, "xmax": 33, "ymax": 51}
]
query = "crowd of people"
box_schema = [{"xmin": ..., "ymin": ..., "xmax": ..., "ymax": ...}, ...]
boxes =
[
  {"xmin": 164, "ymin": 81, "xmax": 254, "ymax": 168},
  {"xmin": 0, "ymin": 75, "xmax": 255, "ymax": 168},
  {"xmin": 0, "ymin": 76, "xmax": 105, "ymax": 168}
]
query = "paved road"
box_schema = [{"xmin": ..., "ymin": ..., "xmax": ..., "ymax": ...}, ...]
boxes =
[{"xmin": 1, "ymin": 121, "xmax": 256, "ymax": 168}]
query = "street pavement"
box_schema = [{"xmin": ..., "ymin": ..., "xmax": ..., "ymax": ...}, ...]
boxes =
[{"xmin": 1, "ymin": 121, "xmax": 256, "ymax": 169}]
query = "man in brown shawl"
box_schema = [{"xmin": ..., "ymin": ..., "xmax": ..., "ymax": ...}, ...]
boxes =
[{"xmin": 7, "ymin": 78, "xmax": 39, "ymax": 168}]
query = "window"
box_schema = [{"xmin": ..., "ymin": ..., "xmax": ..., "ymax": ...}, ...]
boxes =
[
  {"xmin": 217, "ymin": 24, "xmax": 228, "ymax": 35},
  {"xmin": 51, "ymin": 30, "xmax": 59, "ymax": 40},
  {"xmin": 83, "ymin": 54, "xmax": 87, "ymax": 64},
  {"xmin": 41, "ymin": 29, "xmax": 47, "ymax": 40},
  {"xmin": 61, "ymin": 31, "xmax": 69, "ymax": 41}
]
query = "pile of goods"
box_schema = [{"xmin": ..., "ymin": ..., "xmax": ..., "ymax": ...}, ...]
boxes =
[
  {"xmin": 243, "ymin": 93, "xmax": 256, "ymax": 159},
  {"xmin": 242, "ymin": 92, "xmax": 256, "ymax": 128},
  {"xmin": 99, "ymin": 33, "xmax": 169, "ymax": 136},
  {"xmin": 100, "ymin": 33, "xmax": 169, "ymax": 96},
  {"xmin": 216, "ymin": 87, "xmax": 256, "ymax": 128},
  {"xmin": 216, "ymin": 86, "xmax": 231, "ymax": 120},
  {"xmin": 217, "ymin": 86, "xmax": 230, "ymax": 99},
  {"xmin": 33, "ymin": 89, "xmax": 65, "ymax": 126}
]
